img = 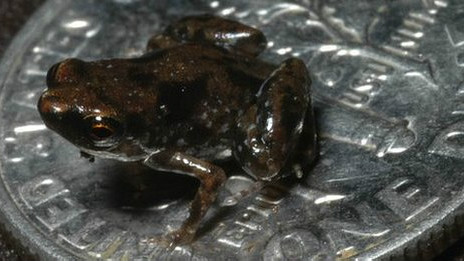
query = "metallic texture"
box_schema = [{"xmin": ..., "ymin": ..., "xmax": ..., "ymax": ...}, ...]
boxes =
[{"xmin": 0, "ymin": 0, "xmax": 463, "ymax": 260}]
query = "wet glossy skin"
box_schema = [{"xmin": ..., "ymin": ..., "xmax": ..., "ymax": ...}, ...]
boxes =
[{"xmin": 37, "ymin": 15, "xmax": 317, "ymax": 246}]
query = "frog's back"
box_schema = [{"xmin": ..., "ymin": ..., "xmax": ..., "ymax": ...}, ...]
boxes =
[
  {"xmin": 146, "ymin": 44, "xmax": 275, "ymax": 121},
  {"xmin": 145, "ymin": 43, "xmax": 275, "ymax": 90},
  {"xmin": 132, "ymin": 44, "xmax": 275, "ymax": 153}
]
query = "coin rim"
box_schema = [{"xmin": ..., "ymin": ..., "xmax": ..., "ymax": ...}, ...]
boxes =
[
  {"xmin": 0, "ymin": 0, "xmax": 463, "ymax": 260},
  {"xmin": 0, "ymin": 0, "xmax": 79, "ymax": 260}
]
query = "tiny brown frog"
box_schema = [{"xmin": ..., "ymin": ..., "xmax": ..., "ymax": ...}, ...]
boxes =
[{"xmin": 37, "ymin": 15, "xmax": 317, "ymax": 246}]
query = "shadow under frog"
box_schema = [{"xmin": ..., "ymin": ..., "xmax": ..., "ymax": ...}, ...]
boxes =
[
  {"xmin": 100, "ymin": 161, "xmax": 199, "ymax": 210},
  {"xmin": 37, "ymin": 14, "xmax": 317, "ymax": 247}
]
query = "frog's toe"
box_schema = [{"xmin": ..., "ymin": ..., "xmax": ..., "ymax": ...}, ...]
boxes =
[
  {"xmin": 163, "ymin": 228, "xmax": 195, "ymax": 249},
  {"xmin": 143, "ymin": 234, "xmax": 162, "ymax": 243},
  {"xmin": 142, "ymin": 231, "xmax": 192, "ymax": 251}
]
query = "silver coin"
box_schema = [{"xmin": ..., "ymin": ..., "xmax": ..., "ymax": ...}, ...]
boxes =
[{"xmin": 0, "ymin": 0, "xmax": 463, "ymax": 260}]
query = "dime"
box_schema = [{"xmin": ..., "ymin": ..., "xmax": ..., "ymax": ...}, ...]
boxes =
[{"xmin": 1, "ymin": 0, "xmax": 464, "ymax": 260}]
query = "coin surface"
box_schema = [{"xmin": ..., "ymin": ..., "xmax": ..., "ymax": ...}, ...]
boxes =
[{"xmin": 1, "ymin": 0, "xmax": 464, "ymax": 260}]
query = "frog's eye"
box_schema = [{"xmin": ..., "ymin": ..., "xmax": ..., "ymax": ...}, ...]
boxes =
[
  {"xmin": 90, "ymin": 122, "xmax": 115, "ymax": 140},
  {"xmin": 85, "ymin": 116, "xmax": 123, "ymax": 146}
]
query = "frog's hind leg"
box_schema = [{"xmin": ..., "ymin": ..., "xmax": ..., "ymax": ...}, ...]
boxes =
[
  {"xmin": 147, "ymin": 14, "xmax": 267, "ymax": 56},
  {"xmin": 143, "ymin": 150, "xmax": 227, "ymax": 247},
  {"xmin": 234, "ymin": 58, "xmax": 316, "ymax": 181}
]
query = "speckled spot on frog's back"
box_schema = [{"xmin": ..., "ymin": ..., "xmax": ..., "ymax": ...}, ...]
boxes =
[{"xmin": 157, "ymin": 75, "xmax": 209, "ymax": 122}]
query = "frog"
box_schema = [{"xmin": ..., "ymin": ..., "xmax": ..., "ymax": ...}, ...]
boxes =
[{"xmin": 37, "ymin": 14, "xmax": 317, "ymax": 246}]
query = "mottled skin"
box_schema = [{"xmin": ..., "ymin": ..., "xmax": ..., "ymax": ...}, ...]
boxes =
[{"xmin": 37, "ymin": 15, "xmax": 317, "ymax": 246}]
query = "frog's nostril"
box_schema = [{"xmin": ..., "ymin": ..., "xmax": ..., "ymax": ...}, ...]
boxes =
[
  {"xmin": 46, "ymin": 62, "xmax": 61, "ymax": 88},
  {"xmin": 37, "ymin": 93, "xmax": 68, "ymax": 116}
]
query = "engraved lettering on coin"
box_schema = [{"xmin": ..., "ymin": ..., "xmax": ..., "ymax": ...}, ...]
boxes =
[
  {"xmin": 0, "ymin": 0, "xmax": 463, "ymax": 260},
  {"xmin": 19, "ymin": 175, "xmax": 69, "ymax": 208},
  {"xmin": 36, "ymin": 197, "xmax": 87, "ymax": 231},
  {"xmin": 263, "ymin": 229, "xmax": 332, "ymax": 261},
  {"xmin": 429, "ymin": 121, "xmax": 464, "ymax": 158},
  {"xmin": 375, "ymin": 177, "xmax": 439, "ymax": 221},
  {"xmin": 60, "ymin": 216, "xmax": 107, "ymax": 250},
  {"xmin": 380, "ymin": 1, "xmax": 448, "ymax": 60},
  {"xmin": 318, "ymin": 202, "xmax": 391, "ymax": 259}
]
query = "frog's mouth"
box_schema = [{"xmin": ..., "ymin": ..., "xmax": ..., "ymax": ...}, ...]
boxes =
[{"xmin": 79, "ymin": 144, "xmax": 147, "ymax": 162}]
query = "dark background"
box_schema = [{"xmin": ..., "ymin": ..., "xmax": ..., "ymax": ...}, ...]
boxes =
[{"xmin": 0, "ymin": 1, "xmax": 463, "ymax": 260}]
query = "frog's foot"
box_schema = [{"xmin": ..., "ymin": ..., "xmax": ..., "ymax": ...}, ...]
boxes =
[
  {"xmin": 142, "ymin": 229, "xmax": 194, "ymax": 250},
  {"xmin": 144, "ymin": 151, "xmax": 227, "ymax": 249},
  {"xmin": 163, "ymin": 228, "xmax": 195, "ymax": 249},
  {"xmin": 144, "ymin": 236, "xmax": 163, "ymax": 245},
  {"xmin": 147, "ymin": 15, "xmax": 267, "ymax": 56}
]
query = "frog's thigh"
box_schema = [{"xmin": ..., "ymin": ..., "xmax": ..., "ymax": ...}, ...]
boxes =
[
  {"xmin": 143, "ymin": 151, "xmax": 226, "ymax": 243},
  {"xmin": 159, "ymin": 15, "xmax": 267, "ymax": 56},
  {"xmin": 234, "ymin": 58, "xmax": 311, "ymax": 181}
]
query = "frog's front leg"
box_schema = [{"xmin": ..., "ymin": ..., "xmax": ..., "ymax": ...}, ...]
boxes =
[
  {"xmin": 234, "ymin": 58, "xmax": 316, "ymax": 181},
  {"xmin": 143, "ymin": 150, "xmax": 227, "ymax": 246},
  {"xmin": 147, "ymin": 14, "xmax": 267, "ymax": 56}
]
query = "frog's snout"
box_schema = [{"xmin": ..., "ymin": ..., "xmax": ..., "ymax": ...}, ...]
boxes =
[{"xmin": 37, "ymin": 92, "xmax": 70, "ymax": 119}]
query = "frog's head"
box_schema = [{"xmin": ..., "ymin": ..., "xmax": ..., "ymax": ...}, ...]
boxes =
[{"xmin": 38, "ymin": 58, "xmax": 137, "ymax": 159}]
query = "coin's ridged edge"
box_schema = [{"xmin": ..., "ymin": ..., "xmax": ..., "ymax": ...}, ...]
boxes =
[
  {"xmin": 383, "ymin": 206, "xmax": 464, "ymax": 261},
  {"xmin": 0, "ymin": 219, "xmax": 39, "ymax": 261},
  {"xmin": 0, "ymin": 0, "xmax": 76, "ymax": 260},
  {"xmin": 2, "ymin": 1, "xmax": 464, "ymax": 261}
]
